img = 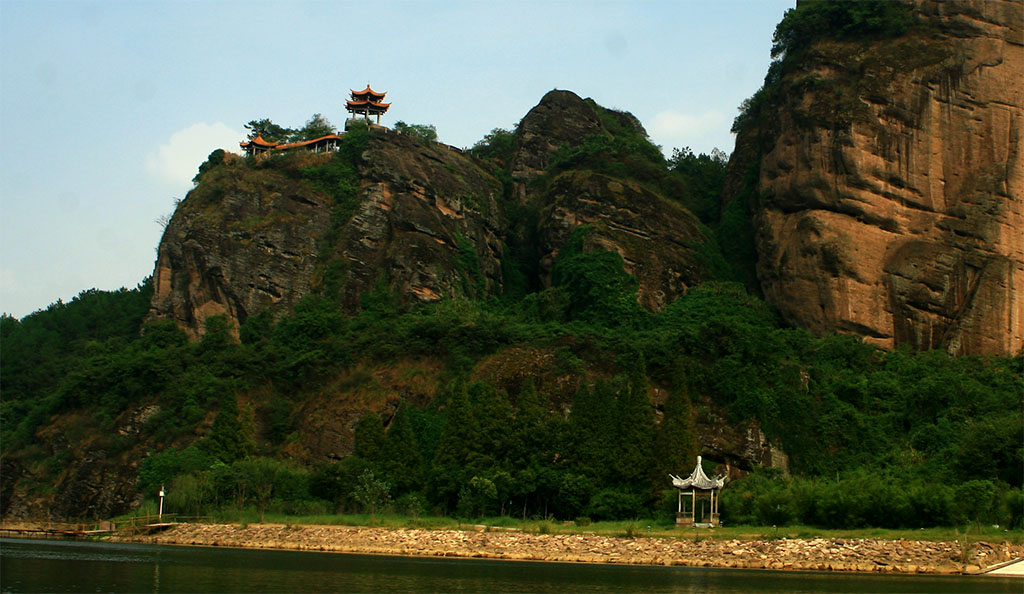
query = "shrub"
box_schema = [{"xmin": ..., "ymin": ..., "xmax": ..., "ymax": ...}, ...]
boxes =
[{"xmin": 586, "ymin": 489, "xmax": 643, "ymax": 521}]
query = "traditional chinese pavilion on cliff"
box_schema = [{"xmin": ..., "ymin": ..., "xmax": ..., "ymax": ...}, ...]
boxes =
[
  {"xmin": 239, "ymin": 84, "xmax": 391, "ymax": 158},
  {"xmin": 346, "ymin": 85, "xmax": 390, "ymax": 125}
]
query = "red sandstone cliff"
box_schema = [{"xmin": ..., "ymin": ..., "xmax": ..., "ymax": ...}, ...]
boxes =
[{"xmin": 734, "ymin": 0, "xmax": 1023, "ymax": 355}]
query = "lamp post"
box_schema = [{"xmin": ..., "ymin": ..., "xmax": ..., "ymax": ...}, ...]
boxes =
[{"xmin": 158, "ymin": 485, "xmax": 165, "ymax": 521}]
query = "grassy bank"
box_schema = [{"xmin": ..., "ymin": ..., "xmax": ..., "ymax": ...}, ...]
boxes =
[{"xmin": 114, "ymin": 506, "xmax": 1024, "ymax": 545}]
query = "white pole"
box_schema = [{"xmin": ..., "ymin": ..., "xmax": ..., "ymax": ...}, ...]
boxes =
[{"xmin": 158, "ymin": 485, "xmax": 165, "ymax": 521}]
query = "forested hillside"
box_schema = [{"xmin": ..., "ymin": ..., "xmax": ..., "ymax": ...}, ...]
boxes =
[{"xmin": 2, "ymin": 0, "xmax": 1021, "ymax": 530}]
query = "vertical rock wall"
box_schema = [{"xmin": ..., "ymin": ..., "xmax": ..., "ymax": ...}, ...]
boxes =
[{"xmin": 748, "ymin": 0, "xmax": 1022, "ymax": 355}]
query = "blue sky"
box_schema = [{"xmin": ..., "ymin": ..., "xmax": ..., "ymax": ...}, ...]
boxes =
[{"xmin": 0, "ymin": 0, "xmax": 791, "ymax": 318}]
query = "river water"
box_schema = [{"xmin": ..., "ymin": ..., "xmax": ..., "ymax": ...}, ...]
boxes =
[{"xmin": 1, "ymin": 538, "xmax": 1019, "ymax": 593}]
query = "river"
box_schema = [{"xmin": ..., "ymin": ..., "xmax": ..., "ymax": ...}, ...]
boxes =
[{"xmin": 1, "ymin": 538, "xmax": 1019, "ymax": 593}]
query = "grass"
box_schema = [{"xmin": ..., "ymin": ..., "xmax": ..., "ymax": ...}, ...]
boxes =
[{"xmin": 136, "ymin": 508, "xmax": 1023, "ymax": 545}]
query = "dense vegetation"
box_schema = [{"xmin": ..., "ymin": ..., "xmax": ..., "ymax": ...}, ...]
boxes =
[
  {"xmin": 3, "ymin": 264, "xmax": 1020, "ymax": 527},
  {"xmin": 733, "ymin": 0, "xmax": 921, "ymax": 135}
]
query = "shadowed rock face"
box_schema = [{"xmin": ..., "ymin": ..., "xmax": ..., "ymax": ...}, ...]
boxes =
[
  {"xmin": 334, "ymin": 133, "xmax": 504, "ymax": 311},
  {"xmin": 510, "ymin": 90, "xmax": 607, "ymax": 201},
  {"xmin": 537, "ymin": 171, "xmax": 709, "ymax": 311},
  {"xmin": 150, "ymin": 154, "xmax": 330, "ymax": 339},
  {"xmin": 740, "ymin": 0, "xmax": 1023, "ymax": 355},
  {"xmin": 515, "ymin": 90, "xmax": 714, "ymax": 309}
]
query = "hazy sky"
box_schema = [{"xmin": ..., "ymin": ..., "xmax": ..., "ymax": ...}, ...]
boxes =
[{"xmin": 0, "ymin": 0, "xmax": 791, "ymax": 318}]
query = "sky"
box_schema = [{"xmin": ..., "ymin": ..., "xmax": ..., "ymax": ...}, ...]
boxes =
[{"xmin": 0, "ymin": 0, "xmax": 792, "ymax": 319}]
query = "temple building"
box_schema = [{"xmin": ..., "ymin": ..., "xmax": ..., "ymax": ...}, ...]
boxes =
[
  {"xmin": 346, "ymin": 85, "xmax": 390, "ymax": 125},
  {"xmin": 239, "ymin": 84, "xmax": 391, "ymax": 158},
  {"xmin": 239, "ymin": 133, "xmax": 344, "ymax": 159},
  {"xmin": 670, "ymin": 456, "xmax": 727, "ymax": 527}
]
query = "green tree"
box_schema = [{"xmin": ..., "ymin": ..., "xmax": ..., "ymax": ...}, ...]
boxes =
[
  {"xmin": 568, "ymin": 380, "xmax": 618, "ymax": 482},
  {"xmin": 614, "ymin": 362, "xmax": 656, "ymax": 488},
  {"xmin": 380, "ymin": 401, "xmax": 423, "ymax": 494},
  {"xmin": 354, "ymin": 413, "xmax": 386, "ymax": 463},
  {"xmin": 771, "ymin": 0, "xmax": 916, "ymax": 60},
  {"xmin": 244, "ymin": 118, "xmax": 294, "ymax": 143},
  {"xmin": 668, "ymin": 146, "xmax": 728, "ymax": 225},
  {"xmin": 203, "ymin": 394, "xmax": 252, "ymax": 464},
  {"xmin": 234, "ymin": 457, "xmax": 284, "ymax": 522},
  {"xmin": 393, "ymin": 121, "xmax": 438, "ymax": 143},
  {"xmin": 456, "ymin": 475, "xmax": 498, "ymax": 518},
  {"xmin": 470, "ymin": 127, "xmax": 515, "ymax": 164},
  {"xmin": 295, "ymin": 113, "xmax": 336, "ymax": 141},
  {"xmin": 551, "ymin": 227, "xmax": 644, "ymax": 327},
  {"xmin": 352, "ymin": 469, "xmax": 391, "ymax": 521},
  {"xmin": 432, "ymin": 382, "xmax": 478, "ymax": 508},
  {"xmin": 654, "ymin": 361, "xmax": 698, "ymax": 483}
]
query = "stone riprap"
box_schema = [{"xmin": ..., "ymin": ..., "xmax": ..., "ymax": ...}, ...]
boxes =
[{"xmin": 113, "ymin": 523, "xmax": 1024, "ymax": 575}]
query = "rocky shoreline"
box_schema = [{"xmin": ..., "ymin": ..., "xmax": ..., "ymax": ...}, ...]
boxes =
[{"xmin": 107, "ymin": 523, "xmax": 1023, "ymax": 575}]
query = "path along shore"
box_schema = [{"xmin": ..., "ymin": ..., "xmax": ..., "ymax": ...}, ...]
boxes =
[{"xmin": 106, "ymin": 523, "xmax": 1024, "ymax": 575}]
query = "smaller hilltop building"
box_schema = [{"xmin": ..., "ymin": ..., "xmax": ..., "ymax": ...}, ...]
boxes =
[
  {"xmin": 239, "ymin": 133, "xmax": 344, "ymax": 158},
  {"xmin": 240, "ymin": 85, "xmax": 391, "ymax": 158}
]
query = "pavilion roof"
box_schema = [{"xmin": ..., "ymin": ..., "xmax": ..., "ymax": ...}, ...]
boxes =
[
  {"xmin": 670, "ymin": 456, "xmax": 727, "ymax": 490},
  {"xmin": 240, "ymin": 134, "xmax": 279, "ymax": 149},
  {"xmin": 273, "ymin": 134, "xmax": 343, "ymax": 150},
  {"xmin": 350, "ymin": 85, "xmax": 387, "ymax": 101},
  {"xmin": 346, "ymin": 99, "xmax": 391, "ymax": 109}
]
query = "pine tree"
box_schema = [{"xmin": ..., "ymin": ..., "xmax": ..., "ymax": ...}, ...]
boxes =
[
  {"xmin": 354, "ymin": 413, "xmax": 386, "ymax": 463},
  {"xmin": 380, "ymin": 401, "xmax": 423, "ymax": 495},
  {"xmin": 569, "ymin": 379, "xmax": 618, "ymax": 482},
  {"xmin": 613, "ymin": 357, "xmax": 656, "ymax": 487},
  {"xmin": 203, "ymin": 394, "xmax": 252, "ymax": 463},
  {"xmin": 655, "ymin": 360, "xmax": 699, "ymax": 483},
  {"xmin": 432, "ymin": 381, "xmax": 478, "ymax": 508}
]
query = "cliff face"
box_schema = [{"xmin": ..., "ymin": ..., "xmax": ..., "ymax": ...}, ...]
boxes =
[
  {"xmin": 537, "ymin": 170, "xmax": 709, "ymax": 311},
  {"xmin": 736, "ymin": 0, "xmax": 1023, "ymax": 355},
  {"xmin": 150, "ymin": 133, "xmax": 503, "ymax": 337},
  {"xmin": 151, "ymin": 154, "xmax": 330, "ymax": 339},
  {"xmin": 152, "ymin": 90, "xmax": 715, "ymax": 334},
  {"xmin": 333, "ymin": 133, "xmax": 504, "ymax": 310},
  {"xmin": 514, "ymin": 90, "xmax": 714, "ymax": 310}
]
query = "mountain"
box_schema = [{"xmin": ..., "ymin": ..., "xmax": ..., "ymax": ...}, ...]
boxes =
[
  {"xmin": 724, "ymin": 0, "xmax": 1023, "ymax": 355},
  {"xmin": 1, "ymin": 3, "xmax": 1020, "ymax": 526},
  {"xmin": 149, "ymin": 91, "xmax": 718, "ymax": 339}
]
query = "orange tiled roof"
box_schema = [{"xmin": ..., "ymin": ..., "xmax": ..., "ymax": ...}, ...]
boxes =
[
  {"xmin": 345, "ymin": 99, "xmax": 391, "ymax": 108},
  {"xmin": 350, "ymin": 85, "xmax": 386, "ymax": 100},
  {"xmin": 272, "ymin": 134, "xmax": 344, "ymax": 150},
  {"xmin": 240, "ymin": 134, "xmax": 279, "ymax": 149}
]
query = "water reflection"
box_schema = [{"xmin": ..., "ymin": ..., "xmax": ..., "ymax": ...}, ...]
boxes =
[{"xmin": 1, "ymin": 537, "xmax": 1019, "ymax": 593}]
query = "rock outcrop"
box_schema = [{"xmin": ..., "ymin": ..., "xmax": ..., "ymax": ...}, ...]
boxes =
[
  {"xmin": 509, "ymin": 90, "xmax": 607, "ymax": 201},
  {"xmin": 514, "ymin": 90, "xmax": 715, "ymax": 309},
  {"xmin": 152, "ymin": 91, "xmax": 717, "ymax": 335},
  {"xmin": 150, "ymin": 153, "xmax": 330, "ymax": 339},
  {"xmin": 733, "ymin": 0, "xmax": 1023, "ymax": 355},
  {"xmin": 337, "ymin": 132, "xmax": 504, "ymax": 311},
  {"xmin": 537, "ymin": 171, "xmax": 710, "ymax": 311},
  {"xmin": 150, "ymin": 132, "xmax": 503, "ymax": 337}
]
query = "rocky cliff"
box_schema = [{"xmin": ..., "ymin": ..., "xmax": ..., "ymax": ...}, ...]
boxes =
[
  {"xmin": 513, "ymin": 90, "xmax": 715, "ymax": 310},
  {"xmin": 151, "ymin": 90, "xmax": 716, "ymax": 334},
  {"xmin": 730, "ymin": 0, "xmax": 1023, "ymax": 355},
  {"xmin": 150, "ymin": 131, "xmax": 504, "ymax": 338}
]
